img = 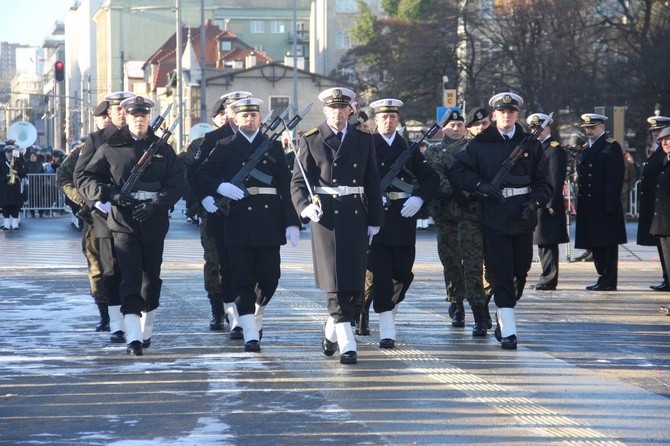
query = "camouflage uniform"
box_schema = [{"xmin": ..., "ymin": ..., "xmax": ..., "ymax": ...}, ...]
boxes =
[
  {"xmin": 179, "ymin": 138, "xmax": 224, "ymax": 321},
  {"xmin": 424, "ymin": 136, "xmax": 488, "ymax": 326},
  {"xmin": 56, "ymin": 145, "xmax": 108, "ymax": 330}
]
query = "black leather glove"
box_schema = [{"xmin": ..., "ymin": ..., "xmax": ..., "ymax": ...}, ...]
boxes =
[
  {"xmin": 476, "ymin": 181, "xmax": 504, "ymax": 203},
  {"xmin": 111, "ymin": 192, "xmax": 137, "ymax": 208},
  {"xmin": 521, "ymin": 200, "xmax": 540, "ymax": 220},
  {"xmin": 132, "ymin": 202, "xmax": 159, "ymax": 222},
  {"xmin": 76, "ymin": 205, "xmax": 94, "ymax": 226}
]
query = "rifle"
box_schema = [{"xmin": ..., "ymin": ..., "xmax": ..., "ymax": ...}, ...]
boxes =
[
  {"xmin": 490, "ymin": 112, "xmax": 553, "ymax": 188},
  {"xmin": 150, "ymin": 103, "xmax": 172, "ymax": 133},
  {"xmin": 121, "ymin": 116, "xmax": 181, "ymax": 196},
  {"xmin": 215, "ymin": 103, "xmax": 313, "ymax": 215},
  {"xmin": 379, "ymin": 113, "xmax": 450, "ymax": 194},
  {"xmin": 262, "ymin": 107, "xmax": 290, "ymax": 135}
]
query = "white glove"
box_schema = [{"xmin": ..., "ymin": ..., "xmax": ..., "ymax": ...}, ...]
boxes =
[
  {"xmin": 201, "ymin": 196, "xmax": 218, "ymax": 213},
  {"xmin": 216, "ymin": 182, "xmax": 244, "ymax": 200},
  {"xmin": 400, "ymin": 196, "xmax": 424, "ymax": 218},
  {"xmin": 285, "ymin": 225, "xmax": 300, "ymax": 247},
  {"xmin": 300, "ymin": 203, "xmax": 323, "ymax": 222},
  {"xmin": 94, "ymin": 201, "xmax": 112, "ymax": 214},
  {"xmin": 382, "ymin": 195, "xmax": 388, "ymax": 206},
  {"xmin": 367, "ymin": 225, "xmax": 380, "ymax": 245}
]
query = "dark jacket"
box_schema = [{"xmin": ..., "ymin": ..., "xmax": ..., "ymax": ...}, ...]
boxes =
[
  {"xmin": 0, "ymin": 154, "xmax": 26, "ymax": 207},
  {"xmin": 637, "ymin": 146, "xmax": 665, "ymax": 246},
  {"xmin": 650, "ymin": 154, "xmax": 670, "ymax": 236},
  {"xmin": 191, "ymin": 130, "xmax": 300, "ymax": 247},
  {"xmin": 447, "ymin": 123, "xmax": 552, "ymax": 235},
  {"xmin": 186, "ymin": 123, "xmax": 234, "ymax": 202},
  {"xmin": 574, "ymin": 133, "xmax": 627, "ymax": 248},
  {"xmin": 533, "ymin": 137, "xmax": 569, "ymax": 245},
  {"xmin": 373, "ymin": 131, "xmax": 439, "ymax": 246},
  {"xmin": 291, "ymin": 122, "xmax": 384, "ymax": 292},
  {"xmin": 79, "ymin": 126, "xmax": 184, "ymax": 239}
]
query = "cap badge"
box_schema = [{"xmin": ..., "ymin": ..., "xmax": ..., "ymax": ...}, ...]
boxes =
[
  {"xmin": 651, "ymin": 118, "xmax": 657, "ymax": 126},
  {"xmin": 503, "ymin": 94, "xmax": 512, "ymax": 103},
  {"xmin": 584, "ymin": 116, "xmax": 591, "ymax": 123},
  {"xmin": 135, "ymin": 97, "xmax": 144, "ymax": 105},
  {"xmin": 333, "ymin": 89, "xmax": 342, "ymax": 99},
  {"xmin": 532, "ymin": 116, "xmax": 540, "ymax": 125}
]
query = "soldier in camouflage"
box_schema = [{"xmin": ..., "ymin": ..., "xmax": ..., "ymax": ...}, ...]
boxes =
[{"xmin": 424, "ymin": 110, "xmax": 490, "ymax": 337}]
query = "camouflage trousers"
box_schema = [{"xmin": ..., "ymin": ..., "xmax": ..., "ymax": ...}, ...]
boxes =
[
  {"xmin": 199, "ymin": 214, "xmax": 223, "ymax": 300},
  {"xmin": 82, "ymin": 222, "xmax": 106, "ymax": 305},
  {"xmin": 434, "ymin": 217, "xmax": 488, "ymax": 306}
]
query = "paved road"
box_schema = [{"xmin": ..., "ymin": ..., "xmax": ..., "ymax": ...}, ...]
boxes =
[{"xmin": 0, "ymin": 214, "xmax": 669, "ymax": 445}]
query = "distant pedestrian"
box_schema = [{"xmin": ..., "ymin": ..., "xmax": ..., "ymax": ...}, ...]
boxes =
[{"xmin": 649, "ymin": 127, "xmax": 670, "ymax": 315}]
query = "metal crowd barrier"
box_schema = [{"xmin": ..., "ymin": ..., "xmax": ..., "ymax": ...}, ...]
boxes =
[{"xmin": 21, "ymin": 173, "xmax": 69, "ymax": 217}]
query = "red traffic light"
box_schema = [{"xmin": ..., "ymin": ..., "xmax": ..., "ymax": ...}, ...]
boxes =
[{"xmin": 54, "ymin": 61, "xmax": 64, "ymax": 82}]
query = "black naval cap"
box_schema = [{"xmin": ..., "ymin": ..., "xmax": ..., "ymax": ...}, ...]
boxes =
[
  {"xmin": 211, "ymin": 98, "xmax": 225, "ymax": 117},
  {"xmin": 580, "ymin": 113, "xmax": 607, "ymax": 127},
  {"xmin": 318, "ymin": 87, "xmax": 356, "ymax": 107},
  {"xmin": 464, "ymin": 107, "xmax": 489, "ymax": 127},
  {"xmin": 489, "ymin": 92, "xmax": 523, "ymax": 111},
  {"xmin": 120, "ymin": 96, "xmax": 156, "ymax": 114},
  {"xmin": 93, "ymin": 101, "xmax": 109, "ymax": 117}
]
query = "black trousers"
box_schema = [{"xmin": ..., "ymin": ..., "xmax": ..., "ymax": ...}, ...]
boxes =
[
  {"xmin": 591, "ymin": 245, "xmax": 619, "ymax": 287},
  {"xmin": 483, "ymin": 229, "xmax": 533, "ymax": 308},
  {"xmin": 98, "ymin": 237, "xmax": 121, "ymax": 306},
  {"xmin": 113, "ymin": 233, "xmax": 165, "ymax": 316},
  {"xmin": 658, "ymin": 245, "xmax": 669, "ymax": 282},
  {"xmin": 658, "ymin": 238, "xmax": 670, "ymax": 284},
  {"xmin": 1, "ymin": 205, "xmax": 19, "ymax": 218},
  {"xmin": 327, "ymin": 292, "xmax": 360, "ymax": 324},
  {"xmin": 211, "ymin": 215, "xmax": 234, "ymax": 303},
  {"xmin": 367, "ymin": 243, "xmax": 415, "ymax": 313},
  {"xmin": 537, "ymin": 244, "xmax": 559, "ymax": 287},
  {"xmin": 228, "ymin": 246, "xmax": 280, "ymax": 316}
]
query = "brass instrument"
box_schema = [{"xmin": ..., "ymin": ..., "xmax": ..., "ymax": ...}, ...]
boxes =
[
  {"xmin": 7, "ymin": 152, "xmax": 18, "ymax": 185},
  {"xmin": 6, "ymin": 121, "xmax": 37, "ymax": 186}
]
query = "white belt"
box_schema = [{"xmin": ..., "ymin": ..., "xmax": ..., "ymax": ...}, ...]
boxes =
[
  {"xmin": 501, "ymin": 187, "xmax": 530, "ymax": 198},
  {"xmin": 315, "ymin": 186, "xmax": 365, "ymax": 196},
  {"xmin": 387, "ymin": 191, "xmax": 411, "ymax": 200},
  {"xmin": 131, "ymin": 191, "xmax": 158, "ymax": 200},
  {"xmin": 246, "ymin": 186, "xmax": 277, "ymax": 195}
]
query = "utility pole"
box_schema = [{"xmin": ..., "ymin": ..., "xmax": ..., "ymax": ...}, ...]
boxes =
[
  {"xmin": 199, "ymin": 0, "xmax": 207, "ymax": 123},
  {"xmin": 175, "ymin": 0, "xmax": 184, "ymax": 152}
]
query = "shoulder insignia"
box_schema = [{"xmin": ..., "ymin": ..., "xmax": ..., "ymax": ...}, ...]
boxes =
[
  {"xmin": 303, "ymin": 128, "xmax": 318, "ymax": 137},
  {"xmin": 550, "ymin": 141, "xmax": 560, "ymax": 147},
  {"xmin": 606, "ymin": 138, "xmax": 616, "ymax": 143}
]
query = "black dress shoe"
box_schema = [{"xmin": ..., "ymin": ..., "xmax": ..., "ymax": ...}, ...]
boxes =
[
  {"xmin": 322, "ymin": 338, "xmax": 337, "ymax": 356},
  {"xmin": 110, "ymin": 331, "xmax": 126, "ymax": 343},
  {"xmin": 472, "ymin": 322, "xmax": 487, "ymax": 337},
  {"xmin": 126, "ymin": 340, "xmax": 143, "ymax": 356},
  {"xmin": 96, "ymin": 321, "xmax": 111, "ymax": 332},
  {"xmin": 652, "ymin": 283, "xmax": 670, "ymax": 292},
  {"xmin": 379, "ymin": 338, "xmax": 395, "ymax": 349},
  {"xmin": 339, "ymin": 351, "xmax": 357, "ymax": 364},
  {"xmin": 590, "ymin": 284, "xmax": 617, "ymax": 291},
  {"xmin": 500, "ymin": 335, "xmax": 517, "ymax": 350},
  {"xmin": 209, "ymin": 315, "xmax": 224, "ymax": 331},
  {"xmin": 229, "ymin": 326, "xmax": 244, "ymax": 340},
  {"xmin": 245, "ymin": 340, "xmax": 261, "ymax": 352},
  {"xmin": 585, "ymin": 284, "xmax": 599, "ymax": 290},
  {"xmin": 534, "ymin": 283, "xmax": 556, "ymax": 291},
  {"xmin": 142, "ymin": 338, "xmax": 151, "ymax": 349},
  {"xmin": 658, "ymin": 305, "xmax": 670, "ymax": 315}
]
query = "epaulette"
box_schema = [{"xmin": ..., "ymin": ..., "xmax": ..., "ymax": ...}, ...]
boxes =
[
  {"xmin": 303, "ymin": 128, "xmax": 318, "ymax": 137},
  {"xmin": 606, "ymin": 137, "xmax": 616, "ymax": 143},
  {"xmin": 550, "ymin": 141, "xmax": 560, "ymax": 147}
]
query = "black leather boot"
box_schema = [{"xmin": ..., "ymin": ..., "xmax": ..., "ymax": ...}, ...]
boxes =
[
  {"xmin": 471, "ymin": 304, "xmax": 488, "ymax": 337},
  {"xmin": 95, "ymin": 304, "xmax": 110, "ymax": 332},
  {"xmin": 449, "ymin": 301, "xmax": 465, "ymax": 327},
  {"xmin": 209, "ymin": 296, "xmax": 225, "ymax": 331}
]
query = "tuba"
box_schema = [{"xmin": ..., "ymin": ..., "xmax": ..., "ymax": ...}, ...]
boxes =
[{"xmin": 7, "ymin": 121, "xmax": 36, "ymax": 185}]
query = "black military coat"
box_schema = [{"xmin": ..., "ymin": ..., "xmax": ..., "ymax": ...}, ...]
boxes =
[
  {"xmin": 186, "ymin": 123, "xmax": 234, "ymax": 202},
  {"xmin": 637, "ymin": 146, "xmax": 665, "ymax": 246},
  {"xmin": 73, "ymin": 124, "xmax": 120, "ymax": 238},
  {"xmin": 533, "ymin": 137, "xmax": 569, "ymax": 245},
  {"xmin": 447, "ymin": 123, "xmax": 552, "ymax": 235},
  {"xmin": 372, "ymin": 131, "xmax": 439, "ymax": 246},
  {"xmin": 574, "ymin": 133, "xmax": 627, "ymax": 248},
  {"xmin": 191, "ymin": 131, "xmax": 300, "ymax": 247},
  {"xmin": 79, "ymin": 126, "xmax": 184, "ymax": 239},
  {"xmin": 291, "ymin": 122, "xmax": 385, "ymax": 292},
  {"xmin": 650, "ymin": 154, "xmax": 670, "ymax": 237},
  {"xmin": 0, "ymin": 154, "xmax": 26, "ymax": 207}
]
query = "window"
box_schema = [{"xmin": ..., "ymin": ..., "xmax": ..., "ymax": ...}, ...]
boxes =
[
  {"xmin": 270, "ymin": 96, "xmax": 290, "ymax": 114},
  {"xmin": 220, "ymin": 40, "xmax": 232, "ymax": 52},
  {"xmin": 336, "ymin": 31, "xmax": 352, "ymax": 50},
  {"xmin": 254, "ymin": 43, "xmax": 265, "ymax": 53},
  {"xmin": 250, "ymin": 21, "xmax": 265, "ymax": 33},
  {"xmin": 271, "ymin": 21, "xmax": 285, "ymax": 34},
  {"xmin": 336, "ymin": 0, "xmax": 357, "ymax": 13}
]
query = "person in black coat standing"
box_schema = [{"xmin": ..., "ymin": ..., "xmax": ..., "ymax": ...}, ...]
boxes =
[
  {"xmin": 79, "ymin": 96, "xmax": 184, "ymax": 356},
  {"xmin": 192, "ymin": 98, "xmax": 301, "ymax": 352},
  {"xmin": 291, "ymin": 87, "xmax": 385, "ymax": 364},
  {"xmin": 574, "ymin": 114, "xmax": 627, "ymax": 291},
  {"xmin": 528, "ymin": 113, "xmax": 569, "ymax": 290},
  {"xmin": 365, "ymin": 98, "xmax": 439, "ymax": 349},
  {"xmin": 447, "ymin": 92, "xmax": 552, "ymax": 350},
  {"xmin": 637, "ymin": 115, "xmax": 670, "ymax": 292},
  {"xmin": 650, "ymin": 127, "xmax": 670, "ymax": 314},
  {"xmin": 1, "ymin": 144, "xmax": 27, "ymax": 230}
]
